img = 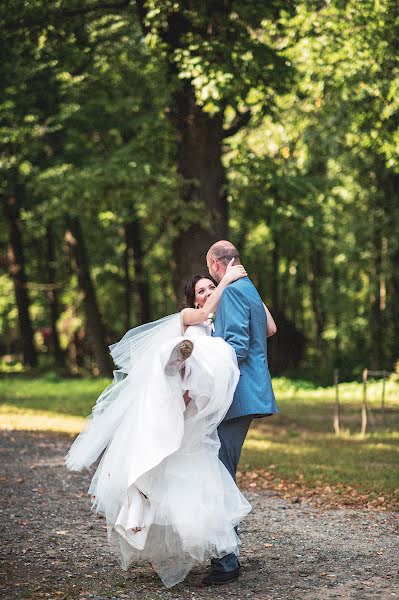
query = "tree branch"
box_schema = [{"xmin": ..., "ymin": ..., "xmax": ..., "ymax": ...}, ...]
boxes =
[
  {"xmin": 135, "ymin": 0, "xmax": 150, "ymax": 35},
  {"xmin": 222, "ymin": 109, "xmax": 252, "ymax": 138}
]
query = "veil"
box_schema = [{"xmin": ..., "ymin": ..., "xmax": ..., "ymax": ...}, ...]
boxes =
[
  {"xmin": 65, "ymin": 312, "xmax": 250, "ymax": 588},
  {"xmin": 65, "ymin": 313, "xmax": 182, "ymax": 471}
]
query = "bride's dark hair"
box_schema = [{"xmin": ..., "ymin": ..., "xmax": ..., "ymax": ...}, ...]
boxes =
[{"xmin": 184, "ymin": 275, "xmax": 218, "ymax": 308}]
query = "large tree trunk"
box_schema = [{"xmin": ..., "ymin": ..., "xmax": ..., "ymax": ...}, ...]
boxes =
[
  {"xmin": 170, "ymin": 84, "xmax": 228, "ymax": 303},
  {"xmin": 124, "ymin": 208, "xmax": 151, "ymax": 326},
  {"xmin": 45, "ymin": 225, "xmax": 65, "ymax": 368},
  {"xmin": 64, "ymin": 217, "xmax": 112, "ymax": 376},
  {"xmin": 390, "ymin": 243, "xmax": 399, "ymax": 364},
  {"xmin": 135, "ymin": 4, "xmax": 254, "ymax": 303},
  {"xmin": 2, "ymin": 190, "xmax": 38, "ymax": 367}
]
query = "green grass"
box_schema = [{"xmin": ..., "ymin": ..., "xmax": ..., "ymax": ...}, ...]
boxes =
[
  {"xmin": 243, "ymin": 429, "xmax": 399, "ymax": 495},
  {"xmin": 244, "ymin": 377, "xmax": 399, "ymax": 505},
  {"xmin": 272, "ymin": 377, "xmax": 399, "ymax": 432},
  {"xmin": 0, "ymin": 375, "xmax": 109, "ymax": 433},
  {"xmin": 1, "ymin": 375, "xmax": 398, "ymax": 505}
]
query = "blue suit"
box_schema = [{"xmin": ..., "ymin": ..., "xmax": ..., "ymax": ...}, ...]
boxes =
[
  {"xmin": 214, "ymin": 276, "xmax": 278, "ymax": 420},
  {"xmin": 211, "ymin": 276, "xmax": 278, "ymax": 573}
]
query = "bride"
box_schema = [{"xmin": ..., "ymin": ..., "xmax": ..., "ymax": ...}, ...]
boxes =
[{"xmin": 65, "ymin": 261, "xmax": 253, "ymax": 588}]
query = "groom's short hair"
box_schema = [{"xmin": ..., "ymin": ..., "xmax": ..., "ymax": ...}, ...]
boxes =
[{"xmin": 208, "ymin": 241, "xmax": 240, "ymax": 266}]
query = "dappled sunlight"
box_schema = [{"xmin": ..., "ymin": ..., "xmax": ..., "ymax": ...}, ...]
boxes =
[
  {"xmin": 243, "ymin": 425, "xmax": 399, "ymax": 498},
  {"xmin": 253, "ymin": 399, "xmax": 399, "ymax": 434},
  {"xmin": 273, "ymin": 378, "xmax": 399, "ymax": 404},
  {"xmin": 249, "ymin": 426, "xmax": 399, "ymax": 450},
  {"xmin": 1, "ymin": 376, "xmax": 398, "ymax": 505},
  {"xmin": 0, "ymin": 378, "xmax": 107, "ymax": 418},
  {"xmin": 244, "ymin": 436, "xmax": 315, "ymax": 456},
  {"xmin": 0, "ymin": 409, "xmax": 84, "ymax": 434}
]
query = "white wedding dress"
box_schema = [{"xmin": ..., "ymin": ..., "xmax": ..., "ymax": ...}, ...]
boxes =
[{"xmin": 65, "ymin": 313, "xmax": 251, "ymax": 587}]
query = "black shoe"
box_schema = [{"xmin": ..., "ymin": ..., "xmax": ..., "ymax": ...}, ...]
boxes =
[{"xmin": 202, "ymin": 566, "xmax": 240, "ymax": 585}]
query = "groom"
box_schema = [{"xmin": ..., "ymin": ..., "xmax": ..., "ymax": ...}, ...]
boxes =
[{"xmin": 203, "ymin": 240, "xmax": 278, "ymax": 585}]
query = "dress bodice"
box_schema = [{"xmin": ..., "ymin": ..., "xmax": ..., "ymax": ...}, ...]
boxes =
[{"xmin": 184, "ymin": 321, "xmax": 212, "ymax": 338}]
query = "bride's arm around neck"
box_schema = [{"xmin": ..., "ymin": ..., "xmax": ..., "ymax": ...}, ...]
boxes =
[{"xmin": 182, "ymin": 264, "xmax": 247, "ymax": 327}]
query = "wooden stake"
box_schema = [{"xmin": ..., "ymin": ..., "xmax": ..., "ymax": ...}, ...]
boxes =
[
  {"xmin": 381, "ymin": 370, "xmax": 386, "ymax": 425},
  {"xmin": 333, "ymin": 369, "xmax": 340, "ymax": 435},
  {"xmin": 361, "ymin": 368, "xmax": 368, "ymax": 434}
]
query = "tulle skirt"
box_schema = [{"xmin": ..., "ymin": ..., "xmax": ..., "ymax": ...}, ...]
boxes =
[{"xmin": 65, "ymin": 314, "xmax": 251, "ymax": 587}]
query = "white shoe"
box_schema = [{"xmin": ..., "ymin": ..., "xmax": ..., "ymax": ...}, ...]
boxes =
[{"xmin": 164, "ymin": 340, "xmax": 194, "ymax": 376}]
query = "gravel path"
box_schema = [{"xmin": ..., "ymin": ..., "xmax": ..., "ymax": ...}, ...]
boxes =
[{"xmin": 0, "ymin": 431, "xmax": 398, "ymax": 600}]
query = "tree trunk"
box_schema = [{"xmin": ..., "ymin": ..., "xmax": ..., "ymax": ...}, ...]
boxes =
[
  {"xmin": 170, "ymin": 84, "xmax": 228, "ymax": 303},
  {"xmin": 385, "ymin": 171, "xmax": 399, "ymax": 367},
  {"xmin": 2, "ymin": 190, "xmax": 38, "ymax": 367},
  {"xmin": 268, "ymin": 310, "xmax": 306, "ymax": 375},
  {"xmin": 370, "ymin": 222, "xmax": 385, "ymax": 369},
  {"xmin": 271, "ymin": 237, "xmax": 280, "ymax": 311},
  {"xmin": 122, "ymin": 226, "xmax": 132, "ymax": 332},
  {"xmin": 308, "ymin": 244, "xmax": 327, "ymax": 352},
  {"xmin": 64, "ymin": 217, "xmax": 112, "ymax": 376},
  {"xmin": 331, "ymin": 253, "xmax": 341, "ymax": 368},
  {"xmin": 290, "ymin": 265, "xmax": 302, "ymax": 330},
  {"xmin": 390, "ymin": 244, "xmax": 399, "ymax": 364},
  {"xmin": 45, "ymin": 225, "xmax": 65, "ymax": 368},
  {"xmin": 124, "ymin": 209, "xmax": 151, "ymax": 326}
]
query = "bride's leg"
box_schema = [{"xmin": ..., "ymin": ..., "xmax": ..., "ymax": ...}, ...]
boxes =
[{"xmin": 183, "ymin": 390, "xmax": 191, "ymax": 407}]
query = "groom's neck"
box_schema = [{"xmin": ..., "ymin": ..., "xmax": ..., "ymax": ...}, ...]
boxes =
[{"xmin": 219, "ymin": 267, "xmax": 226, "ymax": 279}]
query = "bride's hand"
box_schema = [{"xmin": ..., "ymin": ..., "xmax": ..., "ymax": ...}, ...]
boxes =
[{"xmin": 222, "ymin": 258, "xmax": 247, "ymax": 284}]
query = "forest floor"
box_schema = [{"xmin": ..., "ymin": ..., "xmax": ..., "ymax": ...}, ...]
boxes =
[
  {"xmin": 1, "ymin": 430, "xmax": 398, "ymax": 600},
  {"xmin": 1, "ymin": 376, "xmax": 399, "ymax": 510}
]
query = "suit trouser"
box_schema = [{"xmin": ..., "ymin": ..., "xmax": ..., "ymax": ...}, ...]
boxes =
[{"xmin": 211, "ymin": 415, "xmax": 253, "ymax": 573}]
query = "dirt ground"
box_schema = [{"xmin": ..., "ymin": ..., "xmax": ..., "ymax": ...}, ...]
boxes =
[{"xmin": 0, "ymin": 430, "xmax": 398, "ymax": 600}]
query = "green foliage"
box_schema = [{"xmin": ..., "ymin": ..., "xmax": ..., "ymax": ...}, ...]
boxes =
[
  {"xmin": 1, "ymin": 0, "xmax": 398, "ymax": 378},
  {"xmin": 226, "ymin": 0, "xmax": 399, "ymax": 377},
  {"xmin": 140, "ymin": 0, "xmax": 293, "ymax": 113}
]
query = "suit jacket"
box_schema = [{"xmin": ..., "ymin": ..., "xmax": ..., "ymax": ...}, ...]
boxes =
[{"xmin": 214, "ymin": 276, "xmax": 278, "ymax": 421}]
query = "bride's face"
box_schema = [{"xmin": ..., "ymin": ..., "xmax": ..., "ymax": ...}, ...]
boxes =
[{"xmin": 195, "ymin": 278, "xmax": 216, "ymax": 308}]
